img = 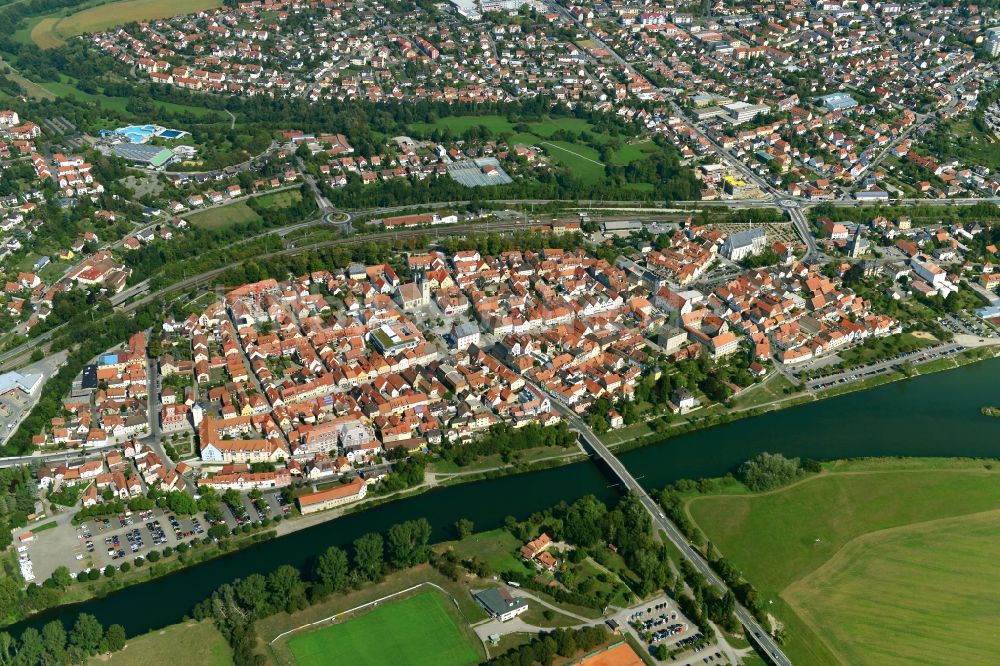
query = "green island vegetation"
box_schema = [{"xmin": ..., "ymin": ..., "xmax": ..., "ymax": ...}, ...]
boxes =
[
  {"xmin": 981, "ymin": 405, "xmax": 1000, "ymax": 417},
  {"xmin": 666, "ymin": 455, "xmax": 1000, "ymax": 665}
]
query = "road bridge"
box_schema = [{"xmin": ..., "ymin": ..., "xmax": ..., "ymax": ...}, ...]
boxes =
[{"xmin": 552, "ymin": 402, "xmax": 793, "ymax": 666}]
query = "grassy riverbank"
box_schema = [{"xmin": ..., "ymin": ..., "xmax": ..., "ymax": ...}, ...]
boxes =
[
  {"xmin": 10, "ymin": 347, "xmax": 999, "ymax": 634},
  {"xmin": 684, "ymin": 457, "xmax": 1000, "ymax": 665},
  {"xmin": 90, "ymin": 620, "xmax": 231, "ymax": 666},
  {"xmin": 603, "ymin": 344, "xmax": 999, "ymax": 454}
]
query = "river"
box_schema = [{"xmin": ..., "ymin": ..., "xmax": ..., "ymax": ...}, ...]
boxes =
[{"xmin": 8, "ymin": 356, "xmax": 1000, "ymax": 637}]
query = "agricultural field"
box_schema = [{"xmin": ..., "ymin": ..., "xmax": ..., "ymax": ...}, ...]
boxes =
[
  {"xmin": 187, "ymin": 201, "xmax": 261, "ymax": 229},
  {"xmin": 686, "ymin": 460, "xmax": 1000, "ymax": 665},
  {"xmin": 29, "ymin": 0, "xmax": 224, "ymax": 48},
  {"xmin": 785, "ymin": 511, "xmax": 1000, "ymax": 665},
  {"xmin": 94, "ymin": 620, "xmax": 232, "ymax": 666},
  {"xmin": 285, "ymin": 590, "xmax": 480, "ymax": 666}
]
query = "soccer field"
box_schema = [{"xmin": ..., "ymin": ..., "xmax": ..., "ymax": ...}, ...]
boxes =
[{"xmin": 286, "ymin": 590, "xmax": 481, "ymax": 666}]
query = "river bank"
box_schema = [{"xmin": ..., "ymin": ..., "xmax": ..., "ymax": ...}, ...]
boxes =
[
  {"xmin": 604, "ymin": 342, "xmax": 999, "ymax": 456},
  {"xmin": 5, "ymin": 352, "xmax": 1000, "ymax": 639},
  {"xmin": 0, "ymin": 447, "xmax": 590, "ymax": 631}
]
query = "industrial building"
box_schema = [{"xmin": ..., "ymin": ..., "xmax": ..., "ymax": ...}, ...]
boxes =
[
  {"xmin": 110, "ymin": 143, "xmax": 174, "ymax": 168},
  {"xmin": 817, "ymin": 92, "xmax": 858, "ymax": 111},
  {"xmin": 722, "ymin": 101, "xmax": 769, "ymax": 124}
]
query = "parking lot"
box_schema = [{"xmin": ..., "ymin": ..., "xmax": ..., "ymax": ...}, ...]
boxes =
[
  {"xmin": 23, "ymin": 506, "xmax": 209, "ymax": 581},
  {"xmin": 804, "ymin": 343, "xmax": 962, "ymax": 391},
  {"xmin": 939, "ymin": 314, "xmax": 998, "ymax": 339},
  {"xmin": 608, "ymin": 593, "xmax": 731, "ymax": 664},
  {"xmin": 19, "ymin": 486, "xmax": 291, "ymax": 582},
  {"xmin": 74, "ymin": 509, "xmax": 209, "ymax": 573},
  {"xmin": 222, "ymin": 491, "xmax": 288, "ymax": 528}
]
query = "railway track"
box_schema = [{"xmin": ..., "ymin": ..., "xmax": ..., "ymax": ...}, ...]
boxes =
[{"xmin": 0, "ymin": 221, "xmax": 526, "ymax": 371}]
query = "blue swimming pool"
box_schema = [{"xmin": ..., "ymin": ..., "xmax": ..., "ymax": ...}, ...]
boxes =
[{"xmin": 115, "ymin": 124, "xmax": 158, "ymax": 143}]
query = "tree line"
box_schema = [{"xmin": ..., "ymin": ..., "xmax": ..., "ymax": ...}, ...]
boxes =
[
  {"xmin": 485, "ymin": 626, "xmax": 611, "ymax": 666},
  {"xmin": 190, "ymin": 517, "xmax": 434, "ymax": 665},
  {"xmin": 0, "ymin": 467, "xmax": 35, "ymax": 553},
  {"xmin": 438, "ymin": 422, "xmax": 576, "ymax": 467},
  {"xmin": 657, "ymin": 452, "xmax": 822, "ymax": 634},
  {"xmin": 0, "ymin": 613, "xmax": 126, "ymax": 666}
]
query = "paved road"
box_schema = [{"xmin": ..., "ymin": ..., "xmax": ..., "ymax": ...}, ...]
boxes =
[
  {"xmin": 141, "ymin": 353, "xmax": 198, "ymax": 493},
  {"xmin": 781, "ymin": 202, "xmax": 819, "ymax": 262},
  {"xmin": 802, "ymin": 342, "xmax": 962, "ymax": 391},
  {"xmin": 543, "ymin": 394, "xmax": 792, "ymax": 666}
]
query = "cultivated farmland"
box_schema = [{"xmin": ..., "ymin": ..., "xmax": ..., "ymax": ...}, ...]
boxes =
[
  {"xmin": 29, "ymin": 0, "xmax": 223, "ymax": 48},
  {"xmin": 686, "ymin": 459, "xmax": 1000, "ymax": 665},
  {"xmin": 785, "ymin": 510, "xmax": 1000, "ymax": 665}
]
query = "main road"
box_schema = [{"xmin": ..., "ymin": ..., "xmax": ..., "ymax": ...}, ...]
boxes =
[{"xmin": 540, "ymin": 388, "xmax": 792, "ymax": 665}]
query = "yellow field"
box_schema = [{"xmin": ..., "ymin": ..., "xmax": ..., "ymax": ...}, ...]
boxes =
[
  {"xmin": 31, "ymin": 0, "xmax": 224, "ymax": 48},
  {"xmin": 30, "ymin": 18, "xmax": 64, "ymax": 49},
  {"xmin": 785, "ymin": 510, "xmax": 1000, "ymax": 666}
]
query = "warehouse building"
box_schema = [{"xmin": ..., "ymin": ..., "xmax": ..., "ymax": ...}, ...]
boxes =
[{"xmin": 110, "ymin": 143, "xmax": 174, "ymax": 168}]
